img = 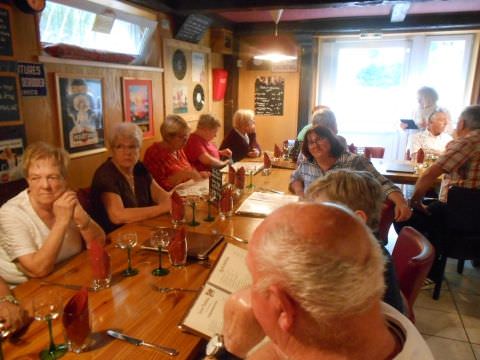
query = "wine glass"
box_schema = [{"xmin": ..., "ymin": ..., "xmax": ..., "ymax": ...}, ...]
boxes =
[
  {"xmin": 0, "ymin": 307, "xmax": 12, "ymax": 360},
  {"xmin": 151, "ymin": 229, "xmax": 170, "ymax": 276},
  {"xmin": 32, "ymin": 289, "xmax": 68, "ymax": 360},
  {"xmin": 186, "ymin": 196, "xmax": 200, "ymax": 227},
  {"xmin": 115, "ymin": 232, "xmax": 139, "ymax": 277},
  {"xmin": 246, "ymin": 169, "xmax": 255, "ymax": 192},
  {"xmin": 203, "ymin": 195, "xmax": 216, "ymax": 222}
]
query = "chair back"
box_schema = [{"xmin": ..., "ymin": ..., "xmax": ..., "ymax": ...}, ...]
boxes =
[
  {"xmin": 378, "ymin": 199, "xmax": 395, "ymax": 245},
  {"xmin": 77, "ymin": 187, "xmax": 93, "ymax": 216},
  {"xmin": 392, "ymin": 226, "xmax": 435, "ymax": 322},
  {"xmin": 364, "ymin": 147, "xmax": 385, "ymax": 159}
]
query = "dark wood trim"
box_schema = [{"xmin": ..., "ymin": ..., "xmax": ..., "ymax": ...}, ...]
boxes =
[
  {"xmin": 223, "ymin": 54, "xmax": 239, "ymax": 136},
  {"xmin": 296, "ymin": 34, "xmax": 314, "ymax": 136}
]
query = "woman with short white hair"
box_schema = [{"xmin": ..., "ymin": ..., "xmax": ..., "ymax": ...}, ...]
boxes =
[{"xmin": 90, "ymin": 122, "xmax": 170, "ymax": 233}]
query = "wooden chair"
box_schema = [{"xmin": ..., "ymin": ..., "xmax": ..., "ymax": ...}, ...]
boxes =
[
  {"xmin": 432, "ymin": 187, "xmax": 480, "ymax": 300},
  {"xmin": 378, "ymin": 199, "xmax": 395, "ymax": 246},
  {"xmin": 392, "ymin": 226, "xmax": 435, "ymax": 322},
  {"xmin": 364, "ymin": 147, "xmax": 385, "ymax": 159}
]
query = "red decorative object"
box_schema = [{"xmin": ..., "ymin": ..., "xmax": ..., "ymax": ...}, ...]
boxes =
[
  {"xmin": 88, "ymin": 240, "xmax": 110, "ymax": 280},
  {"xmin": 274, "ymin": 144, "xmax": 283, "ymax": 158},
  {"xmin": 168, "ymin": 227, "xmax": 187, "ymax": 265},
  {"xmin": 416, "ymin": 148, "xmax": 425, "ymax": 164},
  {"xmin": 212, "ymin": 68, "xmax": 228, "ymax": 101},
  {"xmin": 63, "ymin": 288, "xmax": 90, "ymax": 348},
  {"xmin": 171, "ymin": 191, "xmax": 185, "ymax": 222},
  {"xmin": 263, "ymin": 152, "xmax": 272, "ymax": 168},
  {"xmin": 235, "ymin": 167, "xmax": 245, "ymax": 190}
]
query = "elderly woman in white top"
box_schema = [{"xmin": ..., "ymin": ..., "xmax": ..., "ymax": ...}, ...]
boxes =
[{"xmin": 0, "ymin": 142, "xmax": 105, "ymax": 284}]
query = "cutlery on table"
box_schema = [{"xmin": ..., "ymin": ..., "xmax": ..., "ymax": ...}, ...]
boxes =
[
  {"xmin": 151, "ymin": 284, "xmax": 199, "ymax": 293},
  {"xmin": 107, "ymin": 329, "xmax": 178, "ymax": 356}
]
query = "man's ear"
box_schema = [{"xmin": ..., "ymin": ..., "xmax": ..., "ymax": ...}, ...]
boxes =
[
  {"xmin": 269, "ymin": 285, "xmax": 297, "ymax": 332},
  {"xmin": 354, "ymin": 209, "xmax": 368, "ymax": 224}
]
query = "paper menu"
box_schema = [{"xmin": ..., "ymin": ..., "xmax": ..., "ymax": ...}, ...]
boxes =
[
  {"xmin": 173, "ymin": 178, "xmax": 210, "ymax": 197},
  {"xmin": 180, "ymin": 243, "xmax": 251, "ymax": 339},
  {"xmin": 235, "ymin": 191, "xmax": 299, "ymax": 217},
  {"xmin": 220, "ymin": 161, "xmax": 264, "ymax": 174}
]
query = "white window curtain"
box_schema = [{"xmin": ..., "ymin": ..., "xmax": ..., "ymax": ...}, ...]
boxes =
[{"xmin": 316, "ymin": 33, "xmax": 475, "ymax": 160}]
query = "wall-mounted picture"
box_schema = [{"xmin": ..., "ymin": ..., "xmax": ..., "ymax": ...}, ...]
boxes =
[
  {"xmin": 0, "ymin": 125, "xmax": 25, "ymax": 184},
  {"xmin": 122, "ymin": 78, "xmax": 154, "ymax": 138},
  {"xmin": 172, "ymin": 84, "xmax": 188, "ymax": 113},
  {"xmin": 55, "ymin": 74, "xmax": 106, "ymax": 158},
  {"xmin": 0, "ymin": 73, "xmax": 22, "ymax": 125}
]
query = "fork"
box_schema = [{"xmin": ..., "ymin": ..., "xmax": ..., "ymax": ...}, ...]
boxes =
[{"xmin": 151, "ymin": 284, "xmax": 199, "ymax": 293}]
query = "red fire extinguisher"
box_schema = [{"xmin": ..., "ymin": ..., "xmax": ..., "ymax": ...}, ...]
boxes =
[{"xmin": 212, "ymin": 68, "xmax": 228, "ymax": 101}]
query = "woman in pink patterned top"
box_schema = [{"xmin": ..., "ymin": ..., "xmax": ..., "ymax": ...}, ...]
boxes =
[
  {"xmin": 184, "ymin": 114, "xmax": 232, "ymax": 172},
  {"xmin": 143, "ymin": 115, "xmax": 209, "ymax": 191}
]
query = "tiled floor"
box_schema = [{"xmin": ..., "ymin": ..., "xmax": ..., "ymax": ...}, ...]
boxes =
[{"xmin": 387, "ymin": 229, "xmax": 480, "ymax": 360}]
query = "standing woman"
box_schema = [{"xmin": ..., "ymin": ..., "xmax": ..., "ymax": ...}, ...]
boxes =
[
  {"xmin": 0, "ymin": 142, "xmax": 105, "ymax": 284},
  {"xmin": 90, "ymin": 122, "xmax": 171, "ymax": 233},
  {"xmin": 143, "ymin": 114, "xmax": 209, "ymax": 191},
  {"xmin": 220, "ymin": 109, "xmax": 261, "ymax": 162},
  {"xmin": 290, "ymin": 126, "xmax": 411, "ymax": 222}
]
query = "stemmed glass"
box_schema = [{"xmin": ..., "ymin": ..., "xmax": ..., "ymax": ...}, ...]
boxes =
[
  {"xmin": 32, "ymin": 289, "xmax": 68, "ymax": 360},
  {"xmin": 187, "ymin": 196, "xmax": 200, "ymax": 227},
  {"xmin": 246, "ymin": 169, "xmax": 255, "ymax": 192},
  {"xmin": 203, "ymin": 196, "xmax": 215, "ymax": 222},
  {"xmin": 151, "ymin": 229, "xmax": 170, "ymax": 276},
  {"xmin": 115, "ymin": 232, "xmax": 139, "ymax": 277},
  {"xmin": 0, "ymin": 307, "xmax": 11, "ymax": 360}
]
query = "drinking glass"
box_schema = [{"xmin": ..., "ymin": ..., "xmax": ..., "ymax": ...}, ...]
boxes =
[
  {"xmin": 187, "ymin": 196, "xmax": 200, "ymax": 226},
  {"xmin": 0, "ymin": 308, "xmax": 11, "ymax": 360},
  {"xmin": 246, "ymin": 170, "xmax": 255, "ymax": 192},
  {"xmin": 151, "ymin": 229, "xmax": 170, "ymax": 276},
  {"xmin": 33, "ymin": 289, "xmax": 68, "ymax": 360},
  {"xmin": 203, "ymin": 197, "xmax": 215, "ymax": 222},
  {"xmin": 63, "ymin": 304, "xmax": 91, "ymax": 353},
  {"xmin": 89, "ymin": 249, "xmax": 111, "ymax": 291},
  {"xmin": 219, "ymin": 186, "xmax": 234, "ymax": 220},
  {"xmin": 115, "ymin": 232, "xmax": 139, "ymax": 277},
  {"xmin": 168, "ymin": 231, "xmax": 188, "ymax": 268}
]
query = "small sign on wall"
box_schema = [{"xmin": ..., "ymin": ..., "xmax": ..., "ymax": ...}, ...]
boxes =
[
  {"xmin": 17, "ymin": 62, "xmax": 46, "ymax": 96},
  {"xmin": 254, "ymin": 76, "xmax": 284, "ymax": 116}
]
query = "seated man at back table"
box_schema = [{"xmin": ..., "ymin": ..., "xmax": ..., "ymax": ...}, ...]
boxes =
[
  {"xmin": 407, "ymin": 108, "xmax": 452, "ymax": 160},
  {"xmin": 219, "ymin": 203, "xmax": 433, "ymax": 359},
  {"xmin": 396, "ymin": 105, "xmax": 480, "ymax": 280}
]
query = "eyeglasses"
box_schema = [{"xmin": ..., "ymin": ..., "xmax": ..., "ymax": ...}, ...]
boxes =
[{"xmin": 307, "ymin": 137, "xmax": 327, "ymax": 147}]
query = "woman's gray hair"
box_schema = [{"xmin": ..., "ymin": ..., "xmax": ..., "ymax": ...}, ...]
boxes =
[
  {"xmin": 22, "ymin": 141, "xmax": 70, "ymax": 178},
  {"xmin": 197, "ymin": 114, "xmax": 221, "ymax": 130},
  {"xmin": 418, "ymin": 86, "xmax": 439, "ymax": 103},
  {"xmin": 233, "ymin": 109, "xmax": 254, "ymax": 130},
  {"xmin": 160, "ymin": 114, "xmax": 189, "ymax": 141},
  {"xmin": 312, "ymin": 108, "xmax": 338, "ymax": 134},
  {"xmin": 108, "ymin": 122, "xmax": 143, "ymax": 149}
]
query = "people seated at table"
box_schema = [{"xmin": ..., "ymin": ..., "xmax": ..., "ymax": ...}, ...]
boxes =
[
  {"xmin": 222, "ymin": 203, "xmax": 433, "ymax": 359},
  {"xmin": 220, "ymin": 109, "xmax": 261, "ymax": 162},
  {"xmin": 0, "ymin": 142, "xmax": 105, "ymax": 284},
  {"xmin": 305, "ymin": 169, "xmax": 405, "ymax": 313},
  {"xmin": 290, "ymin": 126, "xmax": 411, "ymax": 222},
  {"xmin": 407, "ymin": 108, "xmax": 452, "ymax": 160},
  {"xmin": 143, "ymin": 114, "xmax": 209, "ymax": 190},
  {"xmin": 90, "ymin": 122, "xmax": 171, "ymax": 233},
  {"xmin": 184, "ymin": 114, "xmax": 232, "ymax": 171},
  {"xmin": 395, "ymin": 105, "xmax": 480, "ymax": 281},
  {"xmin": 0, "ymin": 276, "xmax": 28, "ymax": 334}
]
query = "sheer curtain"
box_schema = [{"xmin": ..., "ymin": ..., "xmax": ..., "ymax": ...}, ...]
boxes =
[{"xmin": 316, "ymin": 34, "xmax": 476, "ymax": 160}]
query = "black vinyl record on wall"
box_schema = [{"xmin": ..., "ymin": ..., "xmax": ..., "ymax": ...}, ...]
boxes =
[
  {"xmin": 193, "ymin": 84, "xmax": 205, "ymax": 111},
  {"xmin": 172, "ymin": 49, "xmax": 187, "ymax": 80}
]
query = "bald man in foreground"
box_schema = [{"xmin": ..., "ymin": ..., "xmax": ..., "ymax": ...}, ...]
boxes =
[{"xmin": 219, "ymin": 203, "xmax": 433, "ymax": 359}]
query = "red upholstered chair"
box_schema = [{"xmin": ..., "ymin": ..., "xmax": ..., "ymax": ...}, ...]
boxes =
[
  {"xmin": 378, "ymin": 199, "xmax": 395, "ymax": 245},
  {"xmin": 364, "ymin": 147, "xmax": 385, "ymax": 159},
  {"xmin": 392, "ymin": 226, "xmax": 435, "ymax": 323},
  {"xmin": 77, "ymin": 187, "xmax": 92, "ymax": 216}
]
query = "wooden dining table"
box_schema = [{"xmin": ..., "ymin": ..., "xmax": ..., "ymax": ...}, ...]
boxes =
[{"xmin": 4, "ymin": 167, "xmax": 293, "ymax": 360}]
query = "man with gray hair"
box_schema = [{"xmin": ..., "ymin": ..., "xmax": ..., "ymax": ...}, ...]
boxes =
[{"xmin": 219, "ymin": 203, "xmax": 432, "ymax": 359}]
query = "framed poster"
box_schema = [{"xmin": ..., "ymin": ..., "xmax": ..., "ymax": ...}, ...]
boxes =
[
  {"xmin": 122, "ymin": 78, "xmax": 154, "ymax": 138},
  {"xmin": 0, "ymin": 5, "xmax": 14, "ymax": 58},
  {"xmin": 0, "ymin": 72, "xmax": 21, "ymax": 125},
  {"xmin": 55, "ymin": 74, "xmax": 106, "ymax": 158},
  {"xmin": 0, "ymin": 125, "xmax": 25, "ymax": 184}
]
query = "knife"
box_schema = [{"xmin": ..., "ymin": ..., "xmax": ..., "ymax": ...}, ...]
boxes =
[{"xmin": 107, "ymin": 329, "xmax": 178, "ymax": 356}]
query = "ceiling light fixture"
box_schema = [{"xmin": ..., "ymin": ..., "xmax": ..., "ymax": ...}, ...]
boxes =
[{"xmin": 253, "ymin": 9, "xmax": 297, "ymax": 63}]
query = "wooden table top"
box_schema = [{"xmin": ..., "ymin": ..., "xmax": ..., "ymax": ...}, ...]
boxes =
[
  {"xmin": 4, "ymin": 168, "xmax": 293, "ymax": 360},
  {"xmin": 370, "ymin": 159, "xmax": 420, "ymax": 185}
]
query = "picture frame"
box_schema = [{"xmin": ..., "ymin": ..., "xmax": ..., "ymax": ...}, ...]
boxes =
[
  {"xmin": 122, "ymin": 78, "xmax": 154, "ymax": 138},
  {"xmin": 55, "ymin": 74, "xmax": 106, "ymax": 158},
  {"xmin": 0, "ymin": 72, "xmax": 22, "ymax": 126}
]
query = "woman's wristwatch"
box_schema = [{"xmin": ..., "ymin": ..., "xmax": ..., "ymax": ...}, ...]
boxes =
[{"xmin": 206, "ymin": 334, "xmax": 243, "ymax": 360}]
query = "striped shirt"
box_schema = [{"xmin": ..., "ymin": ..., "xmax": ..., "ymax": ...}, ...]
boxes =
[
  {"xmin": 436, "ymin": 129, "xmax": 480, "ymax": 201},
  {"xmin": 291, "ymin": 151, "xmax": 401, "ymax": 197}
]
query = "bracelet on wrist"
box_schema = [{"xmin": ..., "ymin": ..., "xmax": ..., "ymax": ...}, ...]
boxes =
[
  {"xmin": 0, "ymin": 295, "xmax": 20, "ymax": 306},
  {"xmin": 76, "ymin": 216, "xmax": 91, "ymax": 230}
]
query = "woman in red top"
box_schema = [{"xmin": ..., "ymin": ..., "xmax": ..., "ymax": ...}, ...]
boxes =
[
  {"xmin": 184, "ymin": 114, "xmax": 232, "ymax": 171},
  {"xmin": 143, "ymin": 114, "xmax": 209, "ymax": 190}
]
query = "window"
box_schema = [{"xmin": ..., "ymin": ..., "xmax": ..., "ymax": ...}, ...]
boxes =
[
  {"xmin": 316, "ymin": 33, "xmax": 476, "ymax": 158},
  {"xmin": 39, "ymin": 0, "xmax": 157, "ymax": 56}
]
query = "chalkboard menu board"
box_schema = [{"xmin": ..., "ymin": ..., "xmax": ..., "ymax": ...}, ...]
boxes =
[
  {"xmin": 0, "ymin": 6, "xmax": 13, "ymax": 57},
  {"xmin": 175, "ymin": 14, "xmax": 212, "ymax": 44},
  {"xmin": 0, "ymin": 74, "xmax": 20, "ymax": 123},
  {"xmin": 254, "ymin": 76, "xmax": 284, "ymax": 116}
]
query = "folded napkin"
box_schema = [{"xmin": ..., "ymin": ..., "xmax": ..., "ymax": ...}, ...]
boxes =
[
  {"xmin": 235, "ymin": 167, "xmax": 245, "ymax": 190},
  {"xmin": 88, "ymin": 240, "xmax": 110, "ymax": 280},
  {"xmin": 274, "ymin": 144, "xmax": 283, "ymax": 158},
  {"xmin": 263, "ymin": 152, "xmax": 272, "ymax": 168},
  {"xmin": 168, "ymin": 226, "xmax": 187, "ymax": 264},
  {"xmin": 171, "ymin": 191, "xmax": 185, "ymax": 220},
  {"xmin": 220, "ymin": 186, "xmax": 234, "ymax": 213},
  {"xmin": 416, "ymin": 148, "xmax": 425, "ymax": 164},
  {"xmin": 228, "ymin": 165, "xmax": 236, "ymax": 185},
  {"xmin": 63, "ymin": 287, "xmax": 90, "ymax": 345}
]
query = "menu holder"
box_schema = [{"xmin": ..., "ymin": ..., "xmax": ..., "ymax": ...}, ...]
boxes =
[
  {"xmin": 235, "ymin": 191, "xmax": 299, "ymax": 218},
  {"xmin": 179, "ymin": 243, "xmax": 251, "ymax": 339}
]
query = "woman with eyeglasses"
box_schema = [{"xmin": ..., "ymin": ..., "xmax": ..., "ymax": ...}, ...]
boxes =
[
  {"xmin": 0, "ymin": 142, "xmax": 105, "ymax": 284},
  {"xmin": 90, "ymin": 122, "xmax": 171, "ymax": 233},
  {"xmin": 143, "ymin": 114, "xmax": 209, "ymax": 191},
  {"xmin": 289, "ymin": 126, "xmax": 412, "ymax": 222}
]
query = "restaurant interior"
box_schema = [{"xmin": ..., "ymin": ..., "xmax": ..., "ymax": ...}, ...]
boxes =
[{"xmin": 1, "ymin": 0, "xmax": 480, "ymax": 359}]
